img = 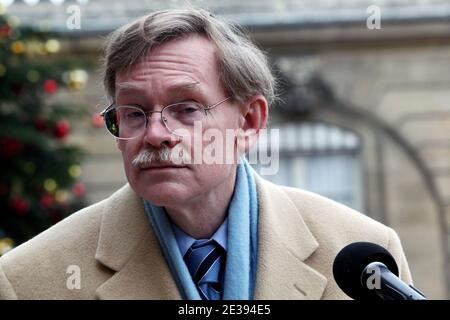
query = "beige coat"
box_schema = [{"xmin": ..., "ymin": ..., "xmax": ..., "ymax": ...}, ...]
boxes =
[{"xmin": 0, "ymin": 173, "xmax": 412, "ymax": 299}]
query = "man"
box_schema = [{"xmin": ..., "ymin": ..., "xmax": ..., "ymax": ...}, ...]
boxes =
[{"xmin": 0, "ymin": 8, "xmax": 412, "ymax": 300}]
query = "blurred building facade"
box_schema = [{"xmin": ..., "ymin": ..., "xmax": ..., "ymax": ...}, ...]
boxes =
[{"xmin": 4, "ymin": 0, "xmax": 450, "ymax": 299}]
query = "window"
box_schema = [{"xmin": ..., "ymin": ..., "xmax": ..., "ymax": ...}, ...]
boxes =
[{"xmin": 251, "ymin": 121, "xmax": 363, "ymax": 211}]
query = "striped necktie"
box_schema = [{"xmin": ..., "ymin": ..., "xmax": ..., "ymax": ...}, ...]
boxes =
[{"xmin": 184, "ymin": 239, "xmax": 226, "ymax": 300}]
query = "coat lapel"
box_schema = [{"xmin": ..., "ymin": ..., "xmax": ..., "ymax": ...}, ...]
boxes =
[
  {"xmin": 94, "ymin": 184, "xmax": 180, "ymax": 299},
  {"xmin": 253, "ymin": 174, "xmax": 327, "ymax": 300}
]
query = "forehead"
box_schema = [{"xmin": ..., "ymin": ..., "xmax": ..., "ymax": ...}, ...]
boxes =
[{"xmin": 115, "ymin": 34, "xmax": 221, "ymax": 97}]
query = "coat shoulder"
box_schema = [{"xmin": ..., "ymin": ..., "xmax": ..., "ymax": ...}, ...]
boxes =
[
  {"xmin": 0, "ymin": 198, "xmax": 108, "ymax": 299},
  {"xmin": 1, "ymin": 199, "xmax": 106, "ymax": 264},
  {"xmin": 279, "ymin": 184, "xmax": 392, "ymax": 246},
  {"xmin": 275, "ymin": 183, "xmax": 413, "ymax": 297}
]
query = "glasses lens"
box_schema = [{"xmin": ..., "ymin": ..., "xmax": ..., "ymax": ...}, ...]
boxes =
[
  {"xmin": 104, "ymin": 107, "xmax": 119, "ymax": 137},
  {"xmin": 163, "ymin": 102, "xmax": 205, "ymax": 133},
  {"xmin": 104, "ymin": 106, "xmax": 146, "ymax": 139}
]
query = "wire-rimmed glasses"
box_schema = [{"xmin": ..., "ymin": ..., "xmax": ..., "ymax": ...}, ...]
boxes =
[{"xmin": 100, "ymin": 96, "xmax": 232, "ymax": 140}]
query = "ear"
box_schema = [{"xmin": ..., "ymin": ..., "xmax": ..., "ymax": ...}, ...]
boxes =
[{"xmin": 236, "ymin": 95, "xmax": 268, "ymax": 154}]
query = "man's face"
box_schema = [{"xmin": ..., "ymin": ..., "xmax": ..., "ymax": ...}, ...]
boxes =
[{"xmin": 115, "ymin": 34, "xmax": 242, "ymax": 206}]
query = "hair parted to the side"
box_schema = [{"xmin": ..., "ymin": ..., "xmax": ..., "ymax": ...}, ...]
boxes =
[{"xmin": 102, "ymin": 8, "xmax": 277, "ymax": 106}]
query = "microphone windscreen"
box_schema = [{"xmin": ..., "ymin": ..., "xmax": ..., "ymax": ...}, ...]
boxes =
[{"xmin": 332, "ymin": 242, "xmax": 399, "ymax": 299}]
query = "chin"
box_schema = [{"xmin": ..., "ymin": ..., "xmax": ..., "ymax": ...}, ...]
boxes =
[{"xmin": 134, "ymin": 182, "xmax": 191, "ymax": 206}]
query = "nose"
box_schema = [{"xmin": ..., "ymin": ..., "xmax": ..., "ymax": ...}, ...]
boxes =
[{"xmin": 143, "ymin": 112, "xmax": 180, "ymax": 148}]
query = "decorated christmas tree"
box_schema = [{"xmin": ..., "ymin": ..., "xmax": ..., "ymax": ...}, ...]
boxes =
[{"xmin": 0, "ymin": 12, "xmax": 90, "ymax": 254}]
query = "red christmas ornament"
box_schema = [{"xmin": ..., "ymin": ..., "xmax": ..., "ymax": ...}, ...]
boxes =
[
  {"xmin": 43, "ymin": 79, "xmax": 58, "ymax": 94},
  {"xmin": 72, "ymin": 182, "xmax": 86, "ymax": 198},
  {"xmin": 53, "ymin": 120, "xmax": 70, "ymax": 139},
  {"xmin": 33, "ymin": 117, "xmax": 47, "ymax": 132},
  {"xmin": 0, "ymin": 137, "xmax": 23, "ymax": 157},
  {"xmin": 9, "ymin": 196, "xmax": 30, "ymax": 215},
  {"xmin": 39, "ymin": 193, "xmax": 54, "ymax": 208},
  {"xmin": 91, "ymin": 113, "xmax": 104, "ymax": 128},
  {"xmin": 0, "ymin": 25, "xmax": 11, "ymax": 38}
]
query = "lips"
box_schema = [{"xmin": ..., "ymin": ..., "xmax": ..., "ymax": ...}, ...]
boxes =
[{"xmin": 140, "ymin": 164, "xmax": 185, "ymax": 170}]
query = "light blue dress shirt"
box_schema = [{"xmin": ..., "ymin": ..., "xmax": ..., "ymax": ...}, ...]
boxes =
[{"xmin": 172, "ymin": 218, "xmax": 228, "ymax": 258}]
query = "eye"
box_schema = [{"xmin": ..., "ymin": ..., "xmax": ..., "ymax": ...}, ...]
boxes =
[
  {"xmin": 127, "ymin": 111, "xmax": 143, "ymax": 118},
  {"xmin": 170, "ymin": 102, "xmax": 202, "ymax": 114},
  {"xmin": 119, "ymin": 106, "xmax": 145, "ymax": 119},
  {"xmin": 181, "ymin": 105, "xmax": 200, "ymax": 114}
]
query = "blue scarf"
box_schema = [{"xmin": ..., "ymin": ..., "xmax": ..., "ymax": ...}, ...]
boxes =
[{"xmin": 143, "ymin": 157, "xmax": 259, "ymax": 299}]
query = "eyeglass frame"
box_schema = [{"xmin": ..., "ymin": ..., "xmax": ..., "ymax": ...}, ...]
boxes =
[{"xmin": 100, "ymin": 96, "xmax": 233, "ymax": 140}]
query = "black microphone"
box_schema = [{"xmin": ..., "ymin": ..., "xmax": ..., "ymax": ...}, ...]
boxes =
[{"xmin": 332, "ymin": 242, "xmax": 426, "ymax": 300}]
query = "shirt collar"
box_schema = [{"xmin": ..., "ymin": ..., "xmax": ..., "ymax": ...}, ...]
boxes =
[{"xmin": 172, "ymin": 218, "xmax": 228, "ymax": 257}]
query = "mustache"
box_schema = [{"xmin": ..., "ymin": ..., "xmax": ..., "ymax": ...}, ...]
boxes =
[{"xmin": 131, "ymin": 147, "xmax": 191, "ymax": 167}]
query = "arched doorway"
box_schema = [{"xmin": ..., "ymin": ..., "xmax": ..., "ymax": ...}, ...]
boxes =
[{"xmin": 250, "ymin": 121, "xmax": 364, "ymax": 211}]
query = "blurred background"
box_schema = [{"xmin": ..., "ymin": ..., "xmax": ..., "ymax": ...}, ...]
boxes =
[{"xmin": 0, "ymin": 0, "xmax": 449, "ymax": 299}]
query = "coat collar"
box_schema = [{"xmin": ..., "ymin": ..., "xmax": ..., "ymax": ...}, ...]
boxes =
[
  {"xmin": 253, "ymin": 173, "xmax": 327, "ymax": 299},
  {"xmin": 94, "ymin": 184, "xmax": 180, "ymax": 299},
  {"xmin": 94, "ymin": 173, "xmax": 327, "ymax": 299},
  {"xmin": 95, "ymin": 184, "xmax": 151, "ymax": 271}
]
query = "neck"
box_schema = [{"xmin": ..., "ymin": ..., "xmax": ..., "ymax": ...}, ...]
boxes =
[{"xmin": 165, "ymin": 165, "xmax": 237, "ymax": 239}]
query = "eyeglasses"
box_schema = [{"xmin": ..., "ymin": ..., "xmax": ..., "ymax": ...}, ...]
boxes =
[{"xmin": 100, "ymin": 96, "xmax": 232, "ymax": 140}]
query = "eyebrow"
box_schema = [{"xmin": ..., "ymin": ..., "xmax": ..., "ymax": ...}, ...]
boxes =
[
  {"xmin": 116, "ymin": 81, "xmax": 201, "ymax": 96},
  {"xmin": 170, "ymin": 81, "xmax": 201, "ymax": 92}
]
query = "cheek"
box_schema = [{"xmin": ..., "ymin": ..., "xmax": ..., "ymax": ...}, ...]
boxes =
[
  {"xmin": 206, "ymin": 165, "xmax": 236, "ymax": 191},
  {"xmin": 195, "ymin": 164, "xmax": 233, "ymax": 183},
  {"xmin": 119, "ymin": 140, "xmax": 141, "ymax": 168}
]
